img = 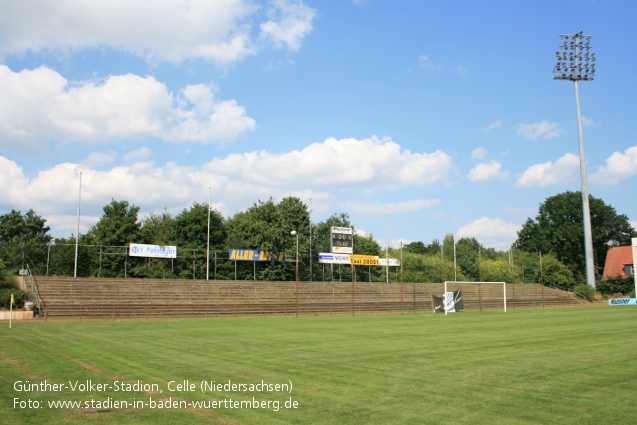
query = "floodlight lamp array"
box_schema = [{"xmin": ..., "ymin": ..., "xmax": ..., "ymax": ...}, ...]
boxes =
[{"xmin": 553, "ymin": 31, "xmax": 595, "ymax": 81}]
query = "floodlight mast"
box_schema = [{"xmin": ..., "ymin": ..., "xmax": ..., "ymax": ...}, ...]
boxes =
[{"xmin": 553, "ymin": 31, "xmax": 596, "ymax": 288}]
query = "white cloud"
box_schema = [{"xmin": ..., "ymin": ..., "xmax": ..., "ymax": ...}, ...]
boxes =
[
  {"xmin": 467, "ymin": 161, "xmax": 509, "ymax": 182},
  {"xmin": 483, "ymin": 120, "xmax": 504, "ymax": 131},
  {"xmin": 458, "ymin": 217, "xmax": 520, "ymax": 251},
  {"xmin": 124, "ymin": 148, "xmax": 152, "ymax": 162},
  {"xmin": 516, "ymin": 153, "xmax": 579, "ymax": 187},
  {"xmin": 340, "ymin": 199, "xmax": 442, "ymax": 216},
  {"xmin": 631, "ymin": 221, "xmax": 637, "ymax": 231},
  {"xmin": 259, "ymin": 0, "xmax": 316, "ymax": 51},
  {"xmin": 581, "ymin": 116, "xmax": 597, "ymax": 127},
  {"xmin": 82, "ymin": 151, "xmax": 116, "ymax": 168},
  {"xmin": 590, "ymin": 145, "xmax": 637, "ymax": 185},
  {"xmin": 0, "ymin": 0, "xmax": 315, "ymax": 63},
  {"xmin": 455, "ymin": 65, "xmax": 467, "ymax": 75},
  {"xmin": 205, "ymin": 136, "xmax": 453, "ymax": 189},
  {"xmin": 471, "ymin": 147, "xmax": 488, "ymax": 160},
  {"xmin": 517, "ymin": 121, "xmax": 562, "ymax": 140},
  {"xmin": 418, "ymin": 55, "xmax": 442, "ymax": 71},
  {"xmin": 0, "ymin": 66, "xmax": 255, "ymax": 152},
  {"xmin": 0, "ymin": 137, "xmax": 453, "ymax": 236}
]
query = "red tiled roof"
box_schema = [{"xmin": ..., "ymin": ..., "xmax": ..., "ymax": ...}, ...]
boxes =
[{"xmin": 602, "ymin": 246, "xmax": 634, "ymax": 280}]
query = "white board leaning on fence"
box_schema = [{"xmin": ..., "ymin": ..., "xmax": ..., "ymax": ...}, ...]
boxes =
[{"xmin": 129, "ymin": 243, "xmax": 177, "ymax": 259}]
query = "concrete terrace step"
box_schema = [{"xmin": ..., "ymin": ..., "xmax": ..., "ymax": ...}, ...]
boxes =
[{"xmin": 34, "ymin": 277, "xmax": 587, "ymax": 319}]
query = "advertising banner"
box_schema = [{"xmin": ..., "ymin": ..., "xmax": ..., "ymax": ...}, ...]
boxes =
[
  {"xmin": 129, "ymin": 243, "xmax": 177, "ymax": 259},
  {"xmin": 608, "ymin": 298, "xmax": 637, "ymax": 306},
  {"xmin": 318, "ymin": 253, "xmax": 351, "ymax": 265},
  {"xmin": 229, "ymin": 249, "xmax": 285, "ymax": 262},
  {"xmin": 350, "ymin": 255, "xmax": 379, "ymax": 266}
]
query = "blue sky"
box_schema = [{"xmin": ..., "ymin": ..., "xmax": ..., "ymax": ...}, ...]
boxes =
[{"xmin": 0, "ymin": 0, "xmax": 635, "ymax": 250}]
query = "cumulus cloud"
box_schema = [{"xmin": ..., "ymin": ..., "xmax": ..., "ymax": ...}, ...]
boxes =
[
  {"xmin": 458, "ymin": 217, "xmax": 520, "ymax": 251},
  {"xmin": 516, "ymin": 153, "xmax": 579, "ymax": 187},
  {"xmin": 259, "ymin": 0, "xmax": 316, "ymax": 51},
  {"xmin": 82, "ymin": 151, "xmax": 116, "ymax": 168},
  {"xmin": 467, "ymin": 161, "xmax": 509, "ymax": 182},
  {"xmin": 590, "ymin": 145, "xmax": 637, "ymax": 185},
  {"xmin": 471, "ymin": 147, "xmax": 488, "ymax": 160},
  {"xmin": 0, "ymin": 137, "xmax": 453, "ymax": 236},
  {"xmin": 204, "ymin": 136, "xmax": 453, "ymax": 189},
  {"xmin": 0, "ymin": 66, "xmax": 255, "ymax": 152},
  {"xmin": 0, "ymin": 0, "xmax": 315, "ymax": 63},
  {"xmin": 517, "ymin": 121, "xmax": 562, "ymax": 140},
  {"xmin": 124, "ymin": 148, "xmax": 152, "ymax": 162}
]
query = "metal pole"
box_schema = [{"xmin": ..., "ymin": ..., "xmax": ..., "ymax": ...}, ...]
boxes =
[
  {"xmin": 554, "ymin": 31, "xmax": 596, "ymax": 288},
  {"xmin": 207, "ymin": 187, "xmax": 211, "ymax": 281},
  {"xmin": 296, "ymin": 231, "xmax": 299, "ymax": 317},
  {"xmin": 309, "ymin": 198, "xmax": 312, "ymax": 282},
  {"xmin": 385, "ymin": 206, "xmax": 389, "ymax": 283},
  {"xmin": 74, "ymin": 171, "xmax": 82, "ymax": 278},
  {"xmin": 574, "ymin": 79, "xmax": 596, "ymax": 288},
  {"xmin": 453, "ymin": 216, "xmax": 457, "ymax": 282}
]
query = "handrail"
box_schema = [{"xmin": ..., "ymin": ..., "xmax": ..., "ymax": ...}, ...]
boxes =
[
  {"xmin": 544, "ymin": 282, "xmax": 588, "ymax": 301},
  {"xmin": 25, "ymin": 264, "xmax": 45, "ymax": 313}
]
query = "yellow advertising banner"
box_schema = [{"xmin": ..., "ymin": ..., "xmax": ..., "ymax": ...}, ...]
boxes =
[{"xmin": 350, "ymin": 255, "xmax": 379, "ymax": 266}]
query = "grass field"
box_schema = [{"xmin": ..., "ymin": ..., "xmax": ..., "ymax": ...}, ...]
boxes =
[{"xmin": 1, "ymin": 307, "xmax": 636, "ymax": 424}]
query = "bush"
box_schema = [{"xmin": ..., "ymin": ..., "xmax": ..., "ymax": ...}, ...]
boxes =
[
  {"xmin": 573, "ymin": 284, "xmax": 596, "ymax": 301},
  {"xmin": 596, "ymin": 276, "xmax": 635, "ymax": 296},
  {"xmin": 0, "ymin": 259, "xmax": 31, "ymax": 309}
]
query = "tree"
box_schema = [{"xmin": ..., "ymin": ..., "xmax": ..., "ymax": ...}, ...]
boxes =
[
  {"xmin": 84, "ymin": 200, "xmax": 142, "ymax": 277},
  {"xmin": 171, "ymin": 203, "xmax": 226, "ymax": 279},
  {"xmin": 0, "ymin": 209, "xmax": 52, "ymax": 273},
  {"xmin": 225, "ymin": 197, "xmax": 311, "ymax": 281},
  {"xmin": 514, "ymin": 191, "xmax": 636, "ymax": 283}
]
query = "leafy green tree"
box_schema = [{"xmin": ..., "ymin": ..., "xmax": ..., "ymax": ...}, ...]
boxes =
[
  {"xmin": 225, "ymin": 197, "xmax": 310, "ymax": 281},
  {"xmin": 47, "ymin": 235, "xmax": 93, "ymax": 276},
  {"xmin": 171, "ymin": 203, "xmax": 226, "ymax": 279},
  {"xmin": 514, "ymin": 191, "xmax": 636, "ymax": 282},
  {"xmin": 83, "ymin": 200, "xmax": 141, "ymax": 277},
  {"xmin": 480, "ymin": 259, "xmax": 520, "ymax": 283},
  {"xmin": 404, "ymin": 241, "xmax": 427, "ymax": 255},
  {"xmin": 400, "ymin": 251, "xmax": 463, "ymax": 283},
  {"xmin": 0, "ymin": 209, "xmax": 52, "ymax": 273},
  {"xmin": 540, "ymin": 254, "xmax": 576, "ymax": 288}
]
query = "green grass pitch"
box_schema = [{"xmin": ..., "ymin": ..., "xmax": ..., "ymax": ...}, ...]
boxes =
[{"xmin": 1, "ymin": 307, "xmax": 636, "ymax": 424}]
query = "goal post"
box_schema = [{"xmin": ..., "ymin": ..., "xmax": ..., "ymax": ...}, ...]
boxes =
[{"xmin": 442, "ymin": 281, "xmax": 507, "ymax": 313}]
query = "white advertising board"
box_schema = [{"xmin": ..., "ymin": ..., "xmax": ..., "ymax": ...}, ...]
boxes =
[
  {"xmin": 318, "ymin": 253, "xmax": 351, "ymax": 265},
  {"xmin": 129, "ymin": 243, "xmax": 177, "ymax": 259}
]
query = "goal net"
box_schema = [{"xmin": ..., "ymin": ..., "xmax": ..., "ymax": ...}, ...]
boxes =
[{"xmin": 434, "ymin": 281, "xmax": 507, "ymax": 314}]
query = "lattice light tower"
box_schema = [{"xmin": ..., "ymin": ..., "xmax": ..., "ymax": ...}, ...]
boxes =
[{"xmin": 553, "ymin": 31, "xmax": 596, "ymax": 288}]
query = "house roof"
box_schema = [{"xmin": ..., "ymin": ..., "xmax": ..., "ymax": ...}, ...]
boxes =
[{"xmin": 602, "ymin": 246, "xmax": 634, "ymax": 280}]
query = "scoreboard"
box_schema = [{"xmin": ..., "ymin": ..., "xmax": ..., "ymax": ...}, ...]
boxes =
[{"xmin": 330, "ymin": 226, "xmax": 353, "ymax": 254}]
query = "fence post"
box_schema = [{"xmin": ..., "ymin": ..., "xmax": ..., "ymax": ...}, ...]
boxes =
[
  {"xmin": 413, "ymin": 283, "xmax": 416, "ymax": 314},
  {"xmin": 479, "ymin": 283, "xmax": 483, "ymax": 311},
  {"xmin": 512, "ymin": 284, "xmax": 516, "ymax": 309}
]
